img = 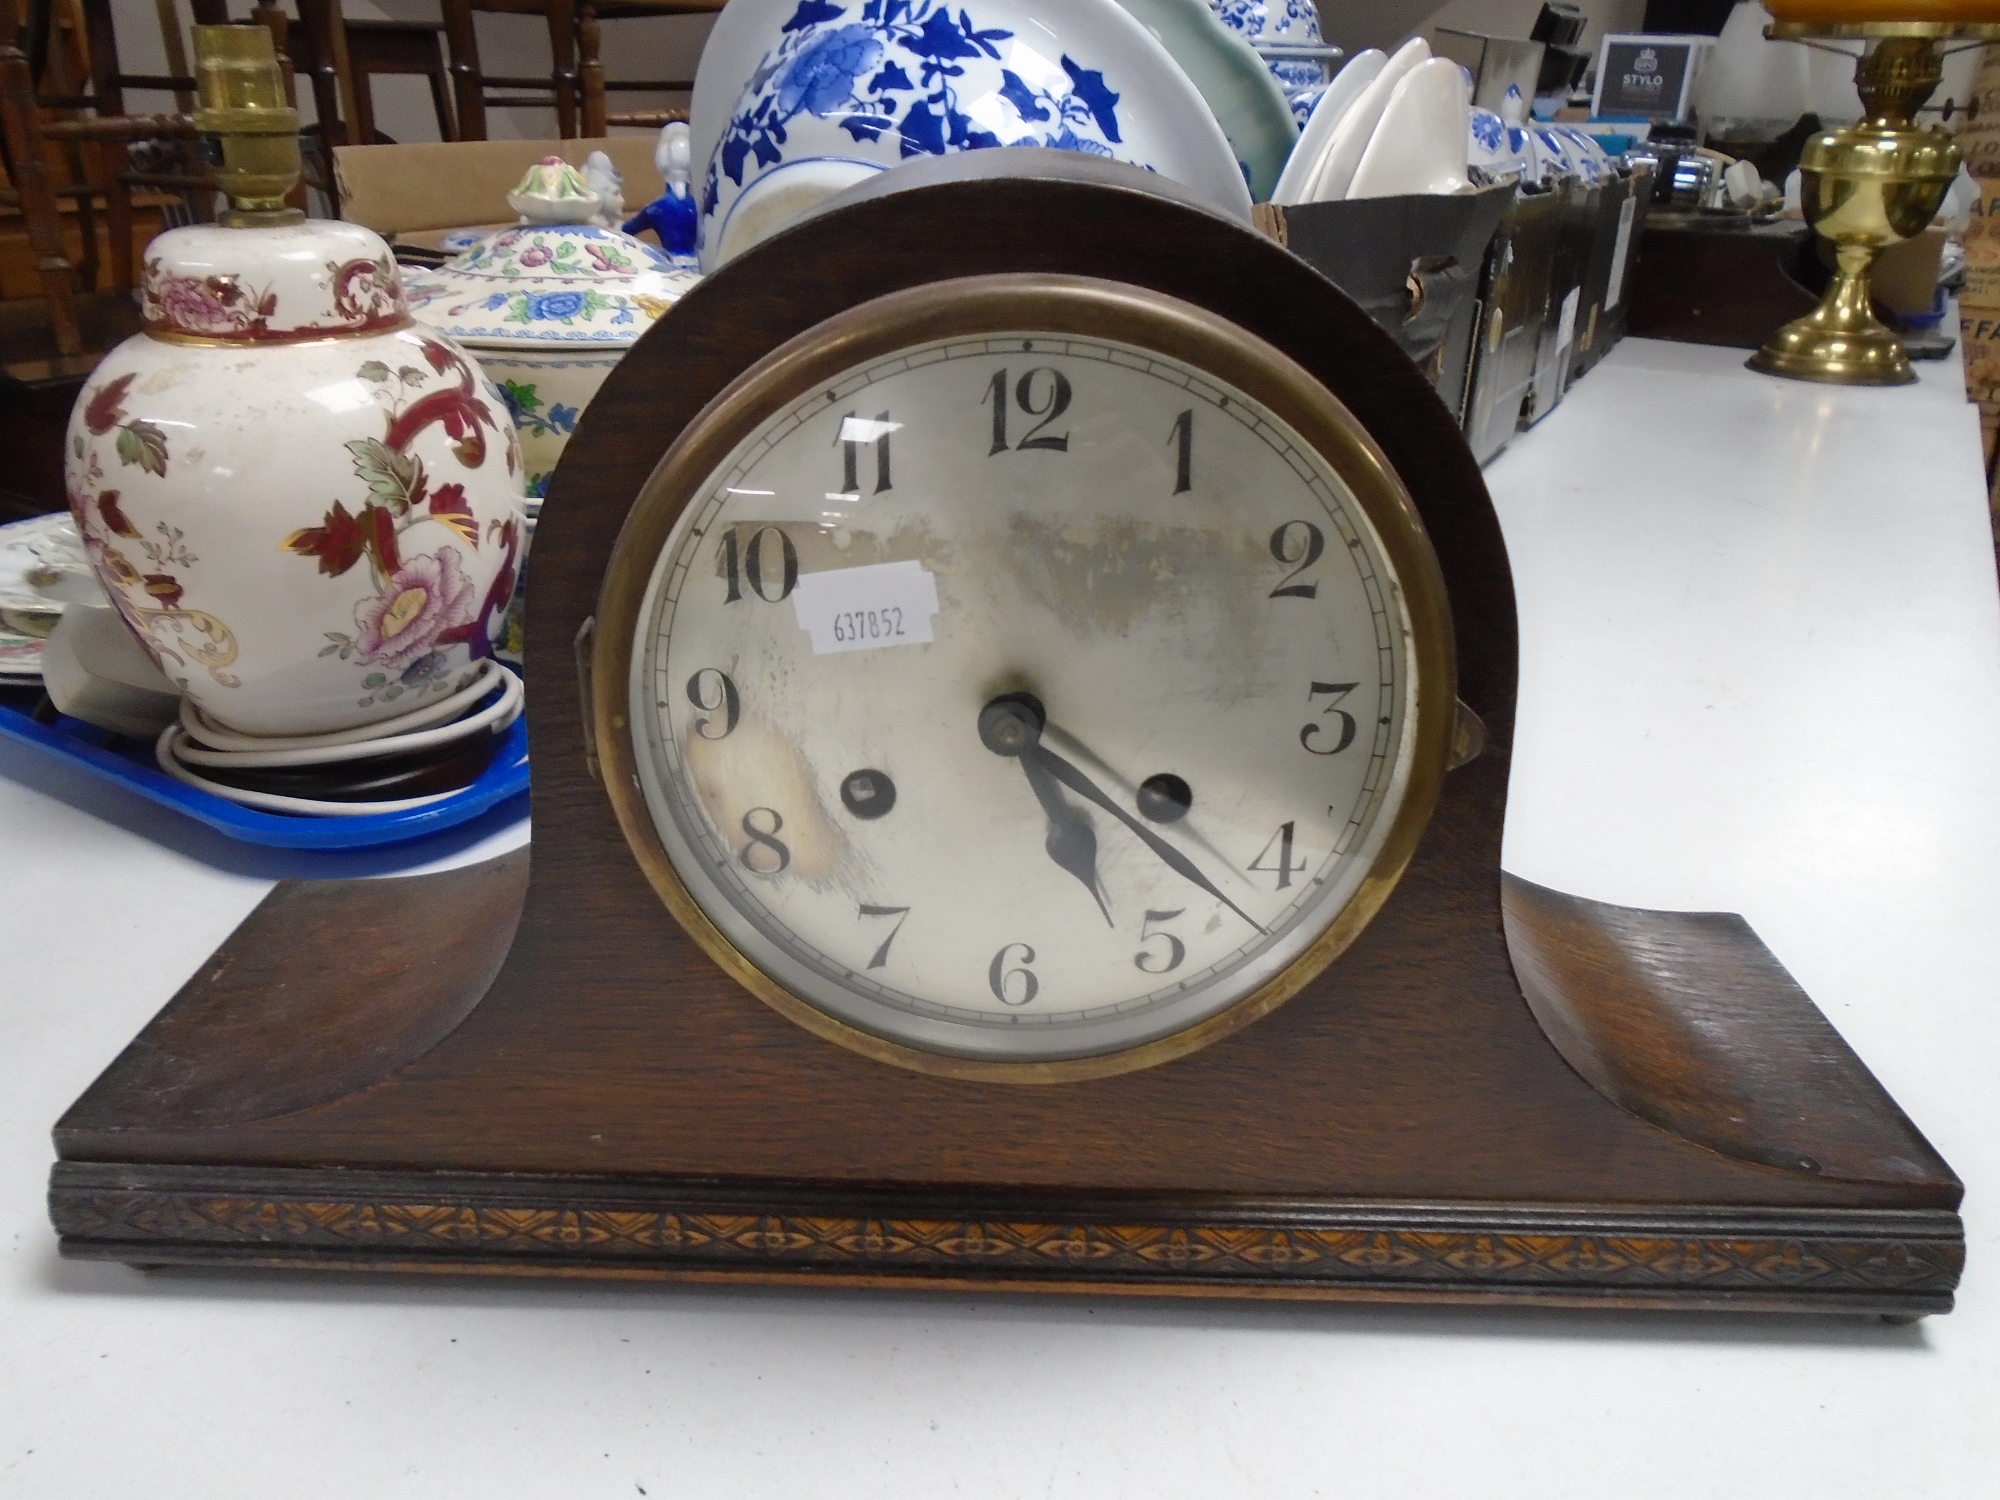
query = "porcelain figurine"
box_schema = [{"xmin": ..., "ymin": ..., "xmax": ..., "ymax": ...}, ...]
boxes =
[
  {"xmin": 623, "ymin": 121, "xmax": 700, "ymax": 260},
  {"xmin": 64, "ymin": 27, "xmax": 527, "ymax": 738},
  {"xmin": 582, "ymin": 149, "xmax": 626, "ymax": 228},
  {"xmin": 405, "ymin": 157, "xmax": 701, "ymax": 501}
]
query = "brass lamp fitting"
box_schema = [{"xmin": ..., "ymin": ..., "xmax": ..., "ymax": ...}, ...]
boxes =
[
  {"xmin": 193, "ymin": 23, "xmax": 302, "ymax": 228},
  {"xmin": 1744, "ymin": 22, "xmax": 1992, "ymax": 384},
  {"xmin": 1749, "ymin": 21, "xmax": 2000, "ymax": 385}
]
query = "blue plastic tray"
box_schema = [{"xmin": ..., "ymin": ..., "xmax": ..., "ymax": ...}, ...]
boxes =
[{"xmin": 0, "ymin": 682, "xmax": 529, "ymax": 849}]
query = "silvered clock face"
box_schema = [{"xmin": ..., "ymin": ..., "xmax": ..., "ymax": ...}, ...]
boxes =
[{"xmin": 619, "ymin": 302, "xmax": 1446, "ymax": 1070}]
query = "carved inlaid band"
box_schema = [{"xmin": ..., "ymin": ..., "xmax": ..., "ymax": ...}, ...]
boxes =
[{"xmin": 50, "ymin": 1165, "xmax": 1962, "ymax": 1313}]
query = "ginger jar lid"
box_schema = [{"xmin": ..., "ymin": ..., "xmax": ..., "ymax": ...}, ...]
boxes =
[
  {"xmin": 141, "ymin": 218, "xmax": 409, "ymax": 343},
  {"xmin": 404, "ymin": 157, "xmax": 701, "ymax": 351}
]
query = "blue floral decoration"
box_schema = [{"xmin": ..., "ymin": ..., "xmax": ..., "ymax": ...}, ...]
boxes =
[
  {"xmin": 399, "ymin": 651, "xmax": 452, "ymax": 688},
  {"xmin": 528, "ymin": 291, "xmax": 588, "ymax": 321},
  {"xmin": 780, "ymin": 25, "xmax": 885, "ymax": 116},
  {"xmin": 1471, "ymin": 110, "xmax": 1505, "ymax": 152},
  {"xmin": 704, "ymin": 0, "xmax": 1140, "ymax": 221},
  {"xmin": 498, "ymin": 379, "xmax": 584, "ymax": 439}
]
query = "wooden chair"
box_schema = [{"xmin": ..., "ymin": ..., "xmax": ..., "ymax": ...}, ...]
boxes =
[
  {"xmin": 1, "ymin": 0, "xmax": 217, "ymax": 317},
  {"xmin": 437, "ymin": 0, "xmax": 717, "ymax": 141},
  {"xmin": 438, "ymin": 0, "xmax": 580, "ymax": 140},
  {"xmin": 574, "ymin": 1, "xmax": 719, "ymax": 139},
  {"xmin": 0, "ymin": 25, "xmax": 198, "ymax": 363},
  {"xmin": 289, "ymin": 0, "xmax": 456, "ymax": 147}
]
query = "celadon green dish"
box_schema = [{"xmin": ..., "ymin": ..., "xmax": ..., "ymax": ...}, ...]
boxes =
[{"xmin": 1114, "ymin": 0, "xmax": 1298, "ymax": 202}]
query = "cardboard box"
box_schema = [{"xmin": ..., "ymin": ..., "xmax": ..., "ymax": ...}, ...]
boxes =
[
  {"xmin": 1960, "ymin": 303, "xmax": 2000, "ymax": 446},
  {"xmin": 1960, "ymin": 182, "xmax": 2000, "ymax": 308},
  {"xmin": 1253, "ymin": 185, "xmax": 1515, "ymax": 425},
  {"xmin": 1568, "ymin": 165, "xmax": 1652, "ymax": 385},
  {"xmin": 1463, "ymin": 187, "xmax": 1567, "ymax": 464},
  {"xmin": 1952, "ymin": 43, "xmax": 2000, "ymax": 185},
  {"xmin": 332, "ymin": 135, "xmax": 667, "ymax": 240},
  {"xmin": 1525, "ymin": 176, "xmax": 1599, "ymax": 424}
]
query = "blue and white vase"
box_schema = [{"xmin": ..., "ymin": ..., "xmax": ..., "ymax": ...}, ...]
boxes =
[
  {"xmin": 1207, "ymin": 0, "xmax": 1328, "ymax": 113},
  {"xmin": 699, "ymin": 0, "xmax": 1248, "ymax": 270}
]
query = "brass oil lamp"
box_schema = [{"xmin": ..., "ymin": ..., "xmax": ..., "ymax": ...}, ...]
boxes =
[{"xmin": 1751, "ymin": 10, "xmax": 2000, "ymax": 385}]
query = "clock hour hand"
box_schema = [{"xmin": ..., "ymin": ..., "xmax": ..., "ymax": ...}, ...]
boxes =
[
  {"xmin": 979, "ymin": 695, "xmax": 1113, "ymax": 926},
  {"xmin": 1030, "ymin": 735, "xmax": 1267, "ymax": 936}
]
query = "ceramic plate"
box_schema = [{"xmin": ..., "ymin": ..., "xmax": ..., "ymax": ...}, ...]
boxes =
[
  {"xmin": 699, "ymin": 0, "xmax": 1251, "ymax": 270},
  {"xmin": 0, "ymin": 619, "xmax": 52, "ymax": 678},
  {"xmin": 1115, "ymin": 0, "xmax": 1296, "ymax": 202},
  {"xmin": 1306, "ymin": 34, "xmax": 1427, "ymax": 203},
  {"xmin": 1557, "ymin": 125, "xmax": 1609, "ymax": 184},
  {"xmin": 1527, "ymin": 126, "xmax": 1574, "ymax": 185},
  {"xmin": 1272, "ymin": 46, "xmax": 1382, "ymax": 205},
  {"xmin": 1347, "ymin": 57, "xmax": 1470, "ymax": 200},
  {"xmin": 1468, "ymin": 105, "xmax": 1526, "ymax": 183},
  {"xmin": 0, "ymin": 513, "xmax": 100, "ymax": 664}
]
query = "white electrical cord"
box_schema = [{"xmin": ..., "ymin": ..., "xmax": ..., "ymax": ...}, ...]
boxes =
[
  {"xmin": 156, "ymin": 661, "xmax": 524, "ymax": 817},
  {"xmin": 177, "ymin": 657, "xmax": 511, "ymax": 753}
]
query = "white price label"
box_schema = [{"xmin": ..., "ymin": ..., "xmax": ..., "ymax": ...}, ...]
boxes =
[
  {"xmin": 1556, "ymin": 286, "xmax": 1581, "ymax": 353},
  {"xmin": 1607, "ymin": 195, "xmax": 1637, "ymax": 311},
  {"xmin": 791, "ymin": 559, "xmax": 940, "ymax": 656}
]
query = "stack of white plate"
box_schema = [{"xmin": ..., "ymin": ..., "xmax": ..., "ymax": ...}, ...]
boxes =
[
  {"xmin": 1270, "ymin": 38, "xmax": 1477, "ymax": 205},
  {"xmin": 1268, "ymin": 38, "xmax": 1622, "ymax": 208}
]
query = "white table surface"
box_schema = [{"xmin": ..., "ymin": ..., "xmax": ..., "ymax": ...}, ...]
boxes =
[{"xmin": 3, "ymin": 337, "xmax": 1996, "ymax": 1497}]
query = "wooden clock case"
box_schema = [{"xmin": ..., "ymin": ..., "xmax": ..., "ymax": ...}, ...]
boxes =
[{"xmin": 49, "ymin": 157, "xmax": 1963, "ymax": 1316}]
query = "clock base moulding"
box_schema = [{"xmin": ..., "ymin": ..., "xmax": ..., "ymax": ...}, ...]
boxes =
[{"xmin": 47, "ymin": 157, "xmax": 1963, "ymax": 1317}]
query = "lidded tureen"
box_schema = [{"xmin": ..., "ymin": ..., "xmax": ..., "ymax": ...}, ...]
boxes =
[
  {"xmin": 404, "ymin": 156, "xmax": 702, "ymax": 499},
  {"xmin": 63, "ymin": 25, "xmax": 527, "ymax": 737}
]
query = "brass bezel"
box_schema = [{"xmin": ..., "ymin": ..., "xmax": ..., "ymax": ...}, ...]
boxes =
[{"xmin": 592, "ymin": 273, "xmax": 1457, "ymax": 1083}]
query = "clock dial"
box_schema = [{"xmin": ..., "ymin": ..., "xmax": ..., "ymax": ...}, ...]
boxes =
[{"xmin": 608, "ymin": 280, "xmax": 1452, "ymax": 1073}]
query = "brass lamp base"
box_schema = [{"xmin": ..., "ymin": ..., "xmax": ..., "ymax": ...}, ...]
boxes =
[
  {"xmin": 1748, "ymin": 247, "xmax": 1917, "ymax": 384},
  {"xmin": 1750, "ymin": 21, "xmax": 1995, "ymax": 386}
]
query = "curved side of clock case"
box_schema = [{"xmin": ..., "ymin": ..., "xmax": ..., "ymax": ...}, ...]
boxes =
[{"xmin": 589, "ymin": 274, "xmax": 1457, "ymax": 1080}]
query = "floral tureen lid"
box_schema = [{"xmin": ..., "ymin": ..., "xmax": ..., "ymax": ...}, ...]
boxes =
[{"xmin": 405, "ymin": 157, "xmax": 700, "ymax": 350}]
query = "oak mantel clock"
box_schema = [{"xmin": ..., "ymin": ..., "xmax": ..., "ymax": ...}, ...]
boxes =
[{"xmin": 50, "ymin": 155, "xmax": 1963, "ymax": 1317}]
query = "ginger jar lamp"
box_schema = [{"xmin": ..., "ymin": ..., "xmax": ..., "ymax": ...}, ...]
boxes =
[
  {"xmin": 1750, "ymin": 1, "xmax": 2000, "ymax": 385},
  {"xmin": 64, "ymin": 25, "xmax": 527, "ymax": 737}
]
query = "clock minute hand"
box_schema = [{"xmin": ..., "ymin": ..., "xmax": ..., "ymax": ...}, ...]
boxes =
[{"xmin": 1028, "ymin": 738, "xmax": 1267, "ymax": 936}]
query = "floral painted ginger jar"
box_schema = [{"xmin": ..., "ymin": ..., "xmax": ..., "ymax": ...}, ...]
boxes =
[
  {"xmin": 404, "ymin": 159, "xmax": 701, "ymax": 500},
  {"xmin": 66, "ymin": 216, "xmax": 529, "ymax": 737}
]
